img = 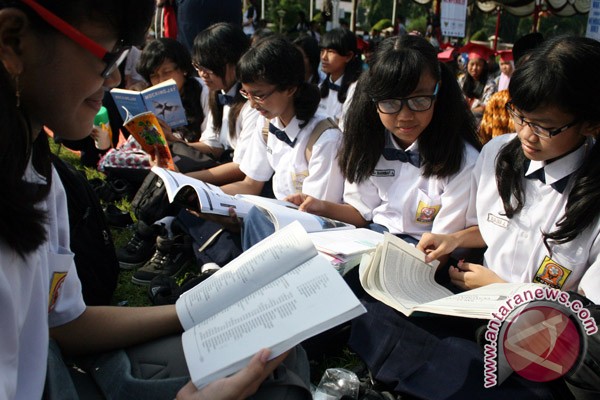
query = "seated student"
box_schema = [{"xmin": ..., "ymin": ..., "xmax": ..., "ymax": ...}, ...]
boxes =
[
  {"xmin": 98, "ymin": 37, "xmax": 209, "ymax": 178},
  {"xmin": 249, "ymin": 35, "xmax": 480, "ymax": 251},
  {"xmin": 317, "ymin": 28, "xmax": 362, "ymax": 124},
  {"xmin": 187, "ymin": 22, "xmax": 259, "ymax": 185},
  {"xmin": 132, "ymin": 34, "xmax": 345, "ymax": 285},
  {"xmin": 350, "ymin": 36, "xmax": 600, "ymax": 399},
  {"xmin": 117, "ymin": 23, "xmax": 257, "ymax": 274},
  {"xmin": 0, "ymin": 1, "xmax": 310, "ymax": 399}
]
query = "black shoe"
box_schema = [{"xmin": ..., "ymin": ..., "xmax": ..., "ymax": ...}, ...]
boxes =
[
  {"xmin": 104, "ymin": 204, "xmax": 134, "ymax": 228},
  {"xmin": 147, "ymin": 269, "xmax": 217, "ymax": 305},
  {"xmin": 131, "ymin": 233, "xmax": 194, "ymax": 285},
  {"xmin": 116, "ymin": 221, "xmax": 162, "ymax": 270}
]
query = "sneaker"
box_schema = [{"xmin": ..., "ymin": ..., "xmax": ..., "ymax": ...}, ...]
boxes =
[
  {"xmin": 116, "ymin": 221, "xmax": 162, "ymax": 270},
  {"xmin": 131, "ymin": 233, "xmax": 194, "ymax": 285}
]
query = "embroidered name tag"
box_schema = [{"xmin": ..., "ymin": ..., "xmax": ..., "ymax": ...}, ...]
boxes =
[
  {"xmin": 266, "ymin": 146, "xmax": 273, "ymax": 155},
  {"xmin": 533, "ymin": 256, "xmax": 572, "ymax": 289},
  {"xmin": 372, "ymin": 169, "xmax": 395, "ymax": 177},
  {"xmin": 487, "ymin": 213, "xmax": 509, "ymax": 228}
]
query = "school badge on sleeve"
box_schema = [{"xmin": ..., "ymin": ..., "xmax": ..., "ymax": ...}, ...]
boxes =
[
  {"xmin": 533, "ymin": 256, "xmax": 572, "ymax": 289},
  {"xmin": 48, "ymin": 272, "xmax": 68, "ymax": 312}
]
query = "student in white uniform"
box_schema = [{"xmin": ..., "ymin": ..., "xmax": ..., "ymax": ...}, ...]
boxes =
[
  {"xmin": 420, "ymin": 35, "xmax": 600, "ymax": 301},
  {"xmin": 220, "ymin": 35, "xmax": 344, "ymax": 203},
  {"xmin": 0, "ymin": 1, "xmax": 308, "ymax": 399},
  {"xmin": 317, "ymin": 28, "xmax": 362, "ymax": 124},
  {"xmin": 188, "ymin": 22, "xmax": 259, "ymax": 185},
  {"xmin": 348, "ymin": 36, "xmax": 600, "ymax": 400},
  {"xmin": 287, "ymin": 35, "xmax": 481, "ymax": 245}
]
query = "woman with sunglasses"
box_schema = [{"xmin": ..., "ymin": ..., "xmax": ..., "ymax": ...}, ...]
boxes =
[
  {"xmin": 347, "ymin": 36, "xmax": 600, "ymax": 399},
  {"xmin": 285, "ymin": 35, "xmax": 480, "ymax": 247},
  {"xmin": 0, "ymin": 1, "xmax": 297, "ymax": 399}
]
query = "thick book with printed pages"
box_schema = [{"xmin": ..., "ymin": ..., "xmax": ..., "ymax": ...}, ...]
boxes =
[
  {"xmin": 110, "ymin": 78, "xmax": 187, "ymax": 128},
  {"xmin": 151, "ymin": 167, "xmax": 355, "ymax": 233},
  {"xmin": 308, "ymin": 228, "xmax": 385, "ymax": 275},
  {"xmin": 176, "ymin": 221, "xmax": 366, "ymax": 388},
  {"xmin": 359, "ymin": 232, "xmax": 543, "ymax": 319}
]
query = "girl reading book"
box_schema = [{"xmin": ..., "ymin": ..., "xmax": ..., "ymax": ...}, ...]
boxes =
[
  {"xmin": 277, "ymin": 35, "xmax": 480, "ymax": 248},
  {"xmin": 0, "ymin": 1, "xmax": 310, "ymax": 398},
  {"xmin": 351, "ymin": 36, "xmax": 600, "ymax": 399},
  {"xmin": 98, "ymin": 37, "xmax": 210, "ymax": 176}
]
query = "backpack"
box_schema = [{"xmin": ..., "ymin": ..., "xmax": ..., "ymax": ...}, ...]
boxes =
[
  {"xmin": 51, "ymin": 154, "xmax": 119, "ymax": 305},
  {"xmin": 130, "ymin": 143, "xmax": 223, "ymax": 225}
]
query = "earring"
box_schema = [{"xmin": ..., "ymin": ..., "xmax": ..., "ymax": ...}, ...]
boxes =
[{"xmin": 14, "ymin": 75, "xmax": 20, "ymax": 108}]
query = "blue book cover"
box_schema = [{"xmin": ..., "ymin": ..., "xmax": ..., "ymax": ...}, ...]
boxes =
[{"xmin": 110, "ymin": 79, "xmax": 187, "ymax": 128}]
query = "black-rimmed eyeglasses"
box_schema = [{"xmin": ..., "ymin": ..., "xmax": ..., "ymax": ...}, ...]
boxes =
[
  {"xmin": 505, "ymin": 102, "xmax": 579, "ymax": 139},
  {"xmin": 374, "ymin": 82, "xmax": 440, "ymax": 114}
]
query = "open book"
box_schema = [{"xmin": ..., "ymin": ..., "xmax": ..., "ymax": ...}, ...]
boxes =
[
  {"xmin": 359, "ymin": 232, "xmax": 542, "ymax": 319},
  {"xmin": 110, "ymin": 78, "xmax": 187, "ymax": 128},
  {"xmin": 151, "ymin": 167, "xmax": 355, "ymax": 232},
  {"xmin": 308, "ymin": 228, "xmax": 384, "ymax": 275},
  {"xmin": 176, "ymin": 221, "xmax": 366, "ymax": 388}
]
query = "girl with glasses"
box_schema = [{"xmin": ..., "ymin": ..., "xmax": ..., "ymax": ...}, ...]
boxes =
[
  {"xmin": 349, "ymin": 36, "xmax": 600, "ymax": 399},
  {"xmin": 420, "ymin": 35, "xmax": 600, "ymax": 308},
  {"xmin": 222, "ymin": 34, "xmax": 344, "ymax": 202},
  {"xmin": 188, "ymin": 22, "xmax": 258, "ymax": 181},
  {"xmin": 284, "ymin": 35, "xmax": 480, "ymax": 247},
  {"xmin": 98, "ymin": 37, "xmax": 211, "ymax": 179},
  {"xmin": 0, "ymin": 1, "xmax": 300, "ymax": 399}
]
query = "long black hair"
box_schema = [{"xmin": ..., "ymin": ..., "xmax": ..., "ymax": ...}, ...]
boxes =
[
  {"xmin": 237, "ymin": 35, "xmax": 320, "ymax": 128},
  {"xmin": 495, "ymin": 36, "xmax": 600, "ymax": 249},
  {"xmin": 319, "ymin": 28, "xmax": 362, "ymax": 104},
  {"xmin": 340, "ymin": 35, "xmax": 480, "ymax": 183},
  {"xmin": 0, "ymin": 0, "xmax": 153, "ymax": 257},
  {"xmin": 192, "ymin": 22, "xmax": 249, "ymax": 139},
  {"xmin": 137, "ymin": 38, "xmax": 205, "ymax": 142}
]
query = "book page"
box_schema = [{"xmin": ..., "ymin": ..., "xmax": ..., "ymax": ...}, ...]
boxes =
[
  {"xmin": 239, "ymin": 195, "xmax": 355, "ymax": 232},
  {"xmin": 309, "ymin": 228, "xmax": 384, "ymax": 257},
  {"xmin": 414, "ymin": 282, "xmax": 543, "ymax": 319},
  {"xmin": 182, "ymin": 254, "xmax": 366, "ymax": 388},
  {"xmin": 151, "ymin": 167, "xmax": 255, "ymax": 217},
  {"xmin": 176, "ymin": 221, "xmax": 317, "ymax": 330}
]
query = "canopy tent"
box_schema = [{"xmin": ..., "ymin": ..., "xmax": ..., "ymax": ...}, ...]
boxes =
[{"xmin": 475, "ymin": 0, "xmax": 590, "ymax": 17}]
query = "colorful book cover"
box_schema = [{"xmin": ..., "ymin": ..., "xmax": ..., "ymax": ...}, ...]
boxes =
[{"xmin": 110, "ymin": 78, "xmax": 187, "ymax": 128}]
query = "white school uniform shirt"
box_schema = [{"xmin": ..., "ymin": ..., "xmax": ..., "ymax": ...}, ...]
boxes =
[
  {"xmin": 199, "ymin": 86, "xmax": 259, "ymax": 163},
  {"xmin": 195, "ymin": 77, "xmax": 210, "ymax": 133},
  {"xmin": 239, "ymin": 113, "xmax": 345, "ymax": 202},
  {"xmin": 470, "ymin": 134, "xmax": 600, "ymax": 302},
  {"xmin": 0, "ymin": 160, "xmax": 86, "ymax": 400},
  {"xmin": 317, "ymin": 76, "xmax": 347, "ymax": 123},
  {"xmin": 343, "ymin": 131, "xmax": 479, "ymax": 240}
]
